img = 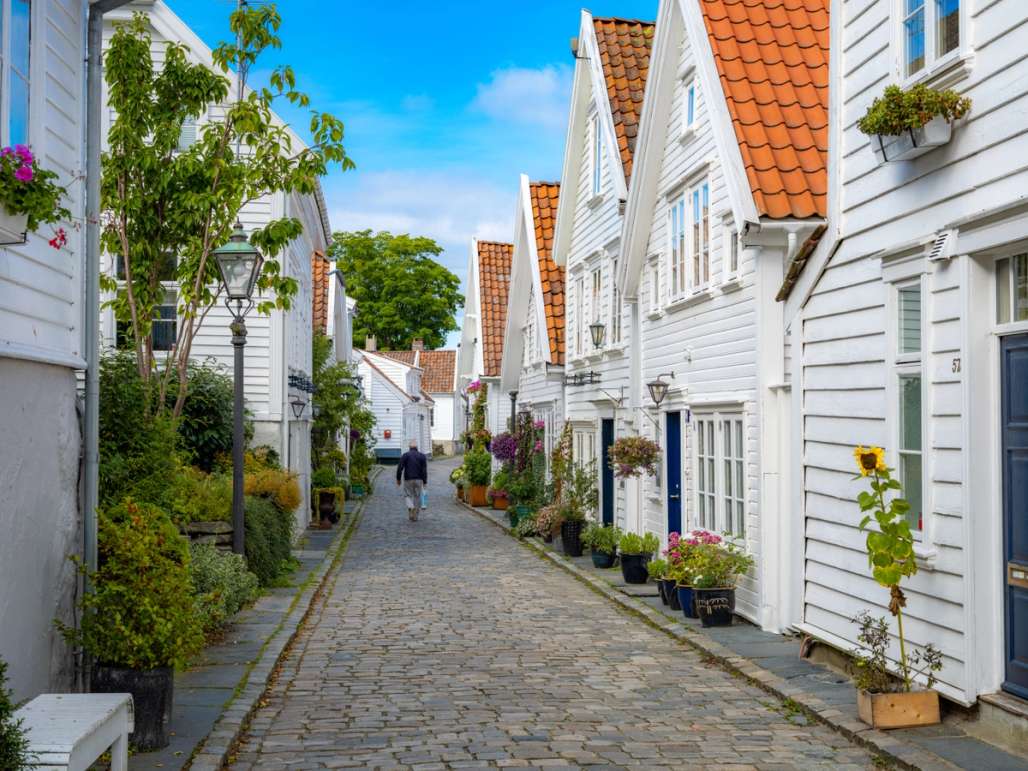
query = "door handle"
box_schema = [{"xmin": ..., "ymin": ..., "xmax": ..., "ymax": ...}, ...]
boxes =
[
  {"xmin": 669, "ymin": 494, "xmax": 680, "ymax": 500},
  {"xmin": 1010, "ymin": 563, "xmax": 1028, "ymax": 589}
]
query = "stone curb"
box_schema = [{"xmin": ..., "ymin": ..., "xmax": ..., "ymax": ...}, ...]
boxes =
[
  {"xmin": 186, "ymin": 474, "xmax": 377, "ymax": 771},
  {"xmin": 458, "ymin": 499, "xmax": 961, "ymax": 771}
]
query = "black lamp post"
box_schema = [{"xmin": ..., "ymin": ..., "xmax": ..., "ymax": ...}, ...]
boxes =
[
  {"xmin": 589, "ymin": 321, "xmax": 606, "ymax": 349},
  {"xmin": 213, "ymin": 222, "xmax": 264, "ymax": 556},
  {"xmin": 647, "ymin": 372, "xmax": 675, "ymax": 407}
]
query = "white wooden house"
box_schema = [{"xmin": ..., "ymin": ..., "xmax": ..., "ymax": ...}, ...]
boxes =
[
  {"xmin": 778, "ymin": 0, "xmax": 1028, "ymax": 709},
  {"xmin": 377, "ymin": 342, "xmax": 458, "ymax": 455},
  {"xmin": 356, "ymin": 345, "xmax": 432, "ymax": 461},
  {"xmin": 616, "ymin": 0, "xmax": 827, "ymax": 632},
  {"xmin": 552, "ymin": 14, "xmax": 653, "ymax": 529},
  {"xmin": 0, "ymin": 0, "xmax": 134, "ymax": 702},
  {"xmin": 456, "ymin": 239, "xmax": 515, "ymax": 441},
  {"xmin": 101, "ymin": 1, "xmax": 330, "ymax": 536},
  {"xmin": 499, "ymin": 176, "xmax": 565, "ymax": 465}
]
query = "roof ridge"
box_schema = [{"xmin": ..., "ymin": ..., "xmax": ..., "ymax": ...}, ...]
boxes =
[{"xmin": 592, "ymin": 15, "xmax": 655, "ymax": 26}]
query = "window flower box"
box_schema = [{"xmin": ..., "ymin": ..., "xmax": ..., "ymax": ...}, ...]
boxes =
[
  {"xmin": 0, "ymin": 205, "xmax": 27, "ymax": 244},
  {"xmin": 870, "ymin": 115, "xmax": 952, "ymax": 164}
]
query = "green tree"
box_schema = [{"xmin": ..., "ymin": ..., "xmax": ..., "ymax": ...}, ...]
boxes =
[
  {"xmin": 329, "ymin": 230, "xmax": 463, "ymax": 350},
  {"xmin": 310, "ymin": 332, "xmax": 375, "ymax": 469},
  {"xmin": 101, "ymin": 6, "xmax": 353, "ymax": 417}
]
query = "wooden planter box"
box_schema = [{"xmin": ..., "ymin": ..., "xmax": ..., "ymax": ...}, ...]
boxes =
[
  {"xmin": 871, "ymin": 115, "xmax": 952, "ymax": 164},
  {"xmin": 857, "ymin": 689, "xmax": 940, "ymax": 729},
  {"xmin": 492, "ymin": 496, "xmax": 509, "ymax": 511},
  {"xmin": 469, "ymin": 484, "xmax": 488, "ymax": 507}
]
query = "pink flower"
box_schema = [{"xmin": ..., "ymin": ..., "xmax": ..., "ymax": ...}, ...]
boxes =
[
  {"xmin": 533, "ymin": 440, "xmax": 543, "ymax": 453},
  {"xmin": 14, "ymin": 165, "xmax": 32, "ymax": 182},
  {"xmin": 48, "ymin": 227, "xmax": 67, "ymax": 250},
  {"xmin": 533, "ymin": 420, "xmax": 545, "ymax": 430},
  {"xmin": 14, "ymin": 144, "xmax": 33, "ymax": 164}
]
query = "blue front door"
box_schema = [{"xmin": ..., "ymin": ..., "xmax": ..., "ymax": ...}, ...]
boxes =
[
  {"xmin": 601, "ymin": 419, "xmax": 615, "ymax": 526},
  {"xmin": 1002, "ymin": 333, "xmax": 1028, "ymax": 699},
  {"xmin": 666, "ymin": 412, "xmax": 682, "ymax": 535}
]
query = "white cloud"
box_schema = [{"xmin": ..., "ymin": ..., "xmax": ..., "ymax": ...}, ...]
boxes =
[{"xmin": 470, "ymin": 64, "xmax": 573, "ymax": 130}]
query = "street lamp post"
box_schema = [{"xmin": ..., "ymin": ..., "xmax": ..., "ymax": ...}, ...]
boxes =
[{"xmin": 213, "ymin": 222, "xmax": 264, "ymax": 556}]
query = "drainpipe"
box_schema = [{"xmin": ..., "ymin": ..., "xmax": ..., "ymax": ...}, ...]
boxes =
[
  {"xmin": 84, "ymin": 0, "xmax": 132, "ymax": 585},
  {"xmin": 509, "ymin": 390, "xmax": 518, "ymax": 431}
]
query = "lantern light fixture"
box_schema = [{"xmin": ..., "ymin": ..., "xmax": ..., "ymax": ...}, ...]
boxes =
[
  {"xmin": 589, "ymin": 321, "xmax": 606, "ymax": 349},
  {"xmin": 213, "ymin": 222, "xmax": 264, "ymax": 313},
  {"xmin": 647, "ymin": 372, "xmax": 675, "ymax": 406},
  {"xmin": 290, "ymin": 396, "xmax": 307, "ymax": 419}
]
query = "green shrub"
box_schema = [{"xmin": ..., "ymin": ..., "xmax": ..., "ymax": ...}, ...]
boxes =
[
  {"xmin": 464, "ymin": 447, "xmax": 492, "ymax": 486},
  {"xmin": 0, "ymin": 657, "xmax": 31, "ymax": 770},
  {"xmin": 160, "ymin": 466, "xmax": 232, "ymax": 526},
  {"xmin": 245, "ymin": 468, "xmax": 302, "ymax": 512},
  {"xmin": 857, "ymin": 83, "xmax": 971, "ymax": 136},
  {"xmin": 166, "ymin": 359, "xmax": 238, "ymax": 472},
  {"xmin": 582, "ymin": 523, "xmax": 622, "ymax": 555},
  {"xmin": 59, "ymin": 500, "xmax": 204, "ymax": 670},
  {"xmin": 311, "ymin": 466, "xmax": 336, "ymax": 489},
  {"xmin": 618, "ymin": 531, "xmax": 660, "ymax": 556},
  {"xmin": 244, "ymin": 495, "xmax": 294, "ymax": 586},
  {"xmin": 190, "ymin": 543, "xmax": 259, "ymax": 635},
  {"xmin": 512, "ymin": 514, "xmax": 538, "ymax": 539}
]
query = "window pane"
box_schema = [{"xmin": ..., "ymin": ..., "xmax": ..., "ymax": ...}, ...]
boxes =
[
  {"xmin": 692, "ymin": 189, "xmax": 700, "ymax": 286},
  {"xmin": 898, "ymin": 285, "xmax": 921, "ymax": 354},
  {"xmin": 900, "ymin": 452, "xmax": 923, "ymax": 531},
  {"xmin": 11, "ymin": 1, "xmax": 29, "ymax": 74},
  {"xmin": 899, "ymin": 375, "xmax": 922, "ymax": 451},
  {"xmin": 936, "ymin": 0, "xmax": 959, "ymax": 57},
  {"xmin": 905, "ymin": 5, "xmax": 926, "ymax": 76},
  {"xmin": 8, "ymin": 73, "xmax": 28, "ymax": 147},
  {"xmin": 686, "ymin": 84, "xmax": 695, "ymax": 126},
  {"xmin": 997, "ymin": 258, "xmax": 1011, "ymax": 324},
  {"xmin": 1016, "ymin": 254, "xmax": 1028, "ymax": 322},
  {"xmin": 702, "ymin": 183, "xmax": 709, "ymax": 284}
]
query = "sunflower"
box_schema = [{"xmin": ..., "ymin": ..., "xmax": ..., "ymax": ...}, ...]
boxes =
[{"xmin": 854, "ymin": 445, "xmax": 886, "ymax": 476}]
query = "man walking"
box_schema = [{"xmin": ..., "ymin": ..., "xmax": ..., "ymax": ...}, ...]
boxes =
[{"xmin": 396, "ymin": 439, "xmax": 428, "ymax": 521}]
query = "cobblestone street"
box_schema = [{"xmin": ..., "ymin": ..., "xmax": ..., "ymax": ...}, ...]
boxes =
[{"xmin": 232, "ymin": 460, "xmax": 878, "ymax": 769}]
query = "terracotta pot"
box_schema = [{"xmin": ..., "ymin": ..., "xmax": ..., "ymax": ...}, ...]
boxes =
[
  {"xmin": 492, "ymin": 496, "xmax": 509, "ymax": 511},
  {"xmin": 857, "ymin": 689, "xmax": 940, "ymax": 729},
  {"xmin": 469, "ymin": 484, "xmax": 488, "ymax": 507}
]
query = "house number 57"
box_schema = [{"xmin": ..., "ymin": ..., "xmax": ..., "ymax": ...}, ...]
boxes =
[{"xmin": 952, "ymin": 357, "xmax": 961, "ymax": 373}]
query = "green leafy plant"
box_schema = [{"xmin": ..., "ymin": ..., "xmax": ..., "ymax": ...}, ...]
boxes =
[
  {"xmin": 311, "ymin": 332, "xmax": 374, "ymax": 470},
  {"xmin": 857, "ymin": 83, "xmax": 971, "ymax": 136},
  {"xmin": 243, "ymin": 495, "xmax": 295, "ymax": 586},
  {"xmin": 618, "ymin": 531, "xmax": 660, "ymax": 556},
  {"xmin": 464, "ymin": 447, "xmax": 492, "ymax": 486},
  {"xmin": 646, "ymin": 557, "xmax": 668, "ymax": 581},
  {"xmin": 853, "ymin": 445, "xmax": 937, "ymax": 691},
  {"xmin": 0, "ymin": 656, "xmax": 32, "ymax": 770},
  {"xmin": 449, "ymin": 466, "xmax": 466, "ymax": 486},
  {"xmin": 160, "ymin": 466, "xmax": 232, "ymax": 527},
  {"xmin": 165, "ymin": 359, "xmax": 238, "ymax": 471},
  {"xmin": 688, "ymin": 541, "xmax": 755, "ymax": 589},
  {"xmin": 513, "ymin": 514, "xmax": 538, "ymax": 540},
  {"xmin": 0, "ymin": 144, "xmax": 69, "ymax": 233},
  {"xmin": 582, "ymin": 523, "xmax": 622, "ymax": 555},
  {"xmin": 190, "ymin": 542, "xmax": 259, "ymax": 635},
  {"xmin": 534, "ymin": 504, "xmax": 565, "ymax": 538},
  {"xmin": 609, "ymin": 436, "xmax": 661, "ymax": 478},
  {"xmin": 562, "ymin": 461, "xmax": 599, "ymax": 522},
  {"xmin": 851, "ymin": 611, "xmax": 942, "ymax": 694},
  {"xmin": 101, "ymin": 8, "xmax": 353, "ymax": 418},
  {"xmin": 311, "ymin": 466, "xmax": 337, "ymax": 489},
  {"xmin": 59, "ymin": 500, "xmax": 204, "ymax": 670},
  {"xmin": 507, "ymin": 471, "xmax": 537, "ymax": 506}
]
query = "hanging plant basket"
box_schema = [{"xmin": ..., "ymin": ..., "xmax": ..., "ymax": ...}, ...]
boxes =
[{"xmin": 871, "ymin": 116, "xmax": 952, "ymax": 164}]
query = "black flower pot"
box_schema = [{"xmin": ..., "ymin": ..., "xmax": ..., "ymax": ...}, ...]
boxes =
[
  {"xmin": 543, "ymin": 532, "xmax": 554, "ymax": 543},
  {"xmin": 656, "ymin": 578, "xmax": 669, "ymax": 605},
  {"xmin": 693, "ymin": 587, "xmax": 735, "ymax": 627},
  {"xmin": 676, "ymin": 585, "xmax": 697, "ymax": 618},
  {"xmin": 561, "ymin": 520, "xmax": 584, "ymax": 557},
  {"xmin": 92, "ymin": 664, "xmax": 174, "ymax": 751},
  {"xmin": 591, "ymin": 549, "xmax": 616, "ymax": 569},
  {"xmin": 620, "ymin": 552, "xmax": 651, "ymax": 584},
  {"xmin": 317, "ymin": 490, "xmax": 337, "ymax": 524},
  {"xmin": 663, "ymin": 579, "xmax": 682, "ymax": 610}
]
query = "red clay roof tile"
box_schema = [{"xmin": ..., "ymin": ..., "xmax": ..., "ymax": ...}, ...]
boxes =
[
  {"xmin": 311, "ymin": 252, "xmax": 329, "ymax": 335},
  {"xmin": 477, "ymin": 240, "xmax": 513, "ymax": 377},
  {"xmin": 700, "ymin": 0, "xmax": 829, "ymax": 219},
  {"xmin": 418, "ymin": 350, "xmax": 456, "ymax": 393},
  {"xmin": 528, "ymin": 182, "xmax": 565, "ymax": 366}
]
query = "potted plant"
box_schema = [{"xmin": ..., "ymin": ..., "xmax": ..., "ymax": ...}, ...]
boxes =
[
  {"xmin": 689, "ymin": 539, "xmax": 754, "ymax": 627},
  {"xmin": 646, "ymin": 557, "xmax": 669, "ymax": 603},
  {"xmin": 669, "ymin": 530, "xmax": 723, "ymax": 619},
  {"xmin": 311, "ymin": 466, "xmax": 340, "ymax": 526},
  {"xmin": 582, "ymin": 523, "xmax": 622, "ymax": 569},
  {"xmin": 608, "ymin": 436, "xmax": 661, "ymax": 478},
  {"xmin": 534, "ymin": 504, "xmax": 564, "ymax": 544},
  {"xmin": 59, "ymin": 500, "xmax": 204, "ymax": 750},
  {"xmin": 508, "ymin": 470, "xmax": 537, "ymax": 520},
  {"xmin": 0, "ymin": 144, "xmax": 69, "ymax": 243},
  {"xmin": 858, "ymin": 84, "xmax": 971, "ymax": 164},
  {"xmin": 559, "ymin": 504, "xmax": 586, "ymax": 557},
  {"xmin": 449, "ymin": 466, "xmax": 466, "ymax": 501},
  {"xmin": 488, "ymin": 468, "xmax": 511, "ymax": 512},
  {"xmin": 851, "ymin": 445, "xmax": 944, "ymax": 728},
  {"xmin": 490, "ymin": 432, "xmax": 517, "ymax": 465},
  {"xmin": 618, "ymin": 532, "xmax": 660, "ymax": 584},
  {"xmin": 464, "ymin": 447, "xmax": 492, "ymax": 507},
  {"xmin": 512, "ymin": 513, "xmax": 538, "ymax": 540}
]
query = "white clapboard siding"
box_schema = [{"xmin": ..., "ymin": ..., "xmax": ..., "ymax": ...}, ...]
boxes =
[{"xmin": 0, "ymin": 0, "xmax": 86, "ymax": 366}]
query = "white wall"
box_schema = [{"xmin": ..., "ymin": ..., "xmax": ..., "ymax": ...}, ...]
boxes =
[{"xmin": 430, "ymin": 393, "xmax": 455, "ymax": 443}]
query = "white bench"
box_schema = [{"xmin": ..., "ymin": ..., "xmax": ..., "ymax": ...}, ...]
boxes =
[{"xmin": 15, "ymin": 693, "xmax": 133, "ymax": 771}]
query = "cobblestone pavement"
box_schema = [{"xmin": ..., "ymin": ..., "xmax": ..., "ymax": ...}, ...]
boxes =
[{"xmin": 232, "ymin": 459, "xmax": 879, "ymax": 770}]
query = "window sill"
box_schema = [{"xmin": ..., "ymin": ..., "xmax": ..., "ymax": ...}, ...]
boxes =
[
  {"xmin": 586, "ymin": 193, "xmax": 605, "ymax": 210},
  {"xmin": 678, "ymin": 126, "xmax": 696, "ymax": 146},
  {"xmin": 646, "ymin": 309, "xmax": 665, "ymax": 320},
  {"xmin": 903, "ymin": 49, "xmax": 974, "ymax": 91},
  {"xmin": 720, "ymin": 276, "xmax": 742, "ymax": 293},
  {"xmin": 665, "ymin": 289, "xmax": 713, "ymax": 313},
  {"xmin": 914, "ymin": 542, "xmax": 937, "ymax": 570},
  {"xmin": 603, "ymin": 344, "xmax": 627, "ymax": 359}
]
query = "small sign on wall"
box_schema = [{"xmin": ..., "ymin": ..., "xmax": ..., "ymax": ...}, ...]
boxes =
[{"xmin": 384, "ymin": 429, "xmax": 392, "ymax": 439}]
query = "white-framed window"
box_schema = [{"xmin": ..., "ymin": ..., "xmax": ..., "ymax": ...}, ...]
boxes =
[
  {"xmin": 680, "ymin": 77, "xmax": 697, "ymax": 139},
  {"xmin": 591, "ymin": 267, "xmax": 602, "ymax": 325},
  {"xmin": 668, "ymin": 196, "xmax": 687, "ymax": 298},
  {"xmin": 590, "ymin": 113, "xmax": 603, "ymax": 197},
  {"xmin": 901, "ymin": 0, "xmax": 961, "ymax": 79},
  {"xmin": 691, "ymin": 181, "xmax": 710, "ymax": 289},
  {"xmin": 610, "ymin": 258, "xmax": 622, "ymax": 344},
  {"xmin": 113, "ymin": 253, "xmax": 178, "ymax": 352},
  {"xmin": 894, "ymin": 280, "xmax": 925, "ymax": 534},
  {"xmin": 573, "ymin": 427, "xmax": 596, "ymax": 470},
  {"xmin": 996, "ymin": 253, "xmax": 1028, "ymax": 324},
  {"xmin": 693, "ymin": 411, "xmax": 746, "ymax": 536},
  {"xmin": 574, "ymin": 275, "xmax": 584, "ymax": 356},
  {"xmin": 722, "ymin": 218, "xmax": 740, "ymax": 284},
  {"xmin": 1, "ymin": 0, "xmax": 32, "ymax": 145}
]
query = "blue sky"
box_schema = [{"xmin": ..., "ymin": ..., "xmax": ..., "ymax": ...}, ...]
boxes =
[{"xmin": 165, "ymin": 0, "xmax": 658, "ymax": 345}]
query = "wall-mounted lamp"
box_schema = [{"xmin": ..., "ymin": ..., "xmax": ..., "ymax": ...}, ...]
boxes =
[
  {"xmin": 647, "ymin": 372, "xmax": 675, "ymax": 406},
  {"xmin": 290, "ymin": 396, "xmax": 307, "ymax": 419},
  {"xmin": 589, "ymin": 321, "xmax": 606, "ymax": 349}
]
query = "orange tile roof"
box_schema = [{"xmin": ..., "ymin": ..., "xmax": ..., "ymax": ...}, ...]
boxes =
[
  {"xmin": 592, "ymin": 17, "xmax": 655, "ymax": 184},
  {"xmin": 529, "ymin": 182, "xmax": 565, "ymax": 366},
  {"xmin": 379, "ymin": 350, "xmax": 417, "ymax": 366},
  {"xmin": 476, "ymin": 240, "xmax": 513, "ymax": 378},
  {"xmin": 418, "ymin": 349, "xmax": 457, "ymax": 392},
  {"xmin": 311, "ymin": 252, "xmax": 330, "ymax": 334},
  {"xmin": 699, "ymin": 0, "xmax": 829, "ymax": 219}
]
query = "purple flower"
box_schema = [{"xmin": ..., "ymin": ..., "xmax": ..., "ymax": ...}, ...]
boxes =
[
  {"xmin": 0, "ymin": 147, "xmax": 12, "ymax": 157},
  {"xmin": 14, "ymin": 144, "xmax": 32, "ymax": 164},
  {"xmin": 14, "ymin": 165, "xmax": 33, "ymax": 182},
  {"xmin": 490, "ymin": 432, "xmax": 518, "ymax": 462},
  {"xmin": 349, "ymin": 428, "xmax": 361, "ymax": 440}
]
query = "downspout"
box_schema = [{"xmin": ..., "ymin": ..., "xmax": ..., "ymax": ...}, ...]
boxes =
[{"xmin": 84, "ymin": 0, "xmax": 132, "ymax": 585}]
